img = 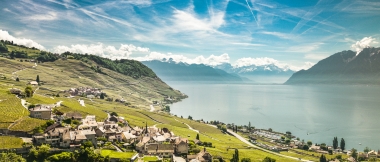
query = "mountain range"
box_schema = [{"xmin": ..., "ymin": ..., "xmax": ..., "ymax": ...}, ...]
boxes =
[
  {"xmin": 142, "ymin": 60, "xmax": 243, "ymax": 82},
  {"xmin": 142, "ymin": 60, "xmax": 295, "ymax": 83},
  {"xmin": 285, "ymin": 47, "xmax": 380, "ymax": 85}
]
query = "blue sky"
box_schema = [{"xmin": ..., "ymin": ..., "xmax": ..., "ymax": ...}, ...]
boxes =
[{"xmin": 1, "ymin": 0, "xmax": 380, "ymax": 70}]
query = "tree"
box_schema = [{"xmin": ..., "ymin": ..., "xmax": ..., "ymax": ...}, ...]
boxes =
[
  {"xmin": 248, "ymin": 121, "xmax": 251, "ymax": 131},
  {"xmin": 351, "ymin": 148, "xmax": 358, "ymax": 160},
  {"xmin": 319, "ymin": 154, "xmax": 327, "ymax": 162},
  {"xmin": 82, "ymin": 141, "xmax": 94, "ymax": 148},
  {"xmin": 333, "ymin": 137, "xmax": 338, "ymax": 149},
  {"xmin": 231, "ymin": 149, "xmax": 239, "ymax": 162},
  {"xmin": 262, "ymin": 157, "xmax": 276, "ymax": 162},
  {"xmin": 307, "ymin": 141, "xmax": 312, "ymax": 146},
  {"xmin": 110, "ymin": 112, "xmax": 118, "ymax": 116},
  {"xmin": 364, "ymin": 146, "xmax": 370, "ymax": 153},
  {"xmin": 47, "ymin": 152, "xmax": 74, "ymax": 162},
  {"xmin": 302, "ymin": 145, "xmax": 309, "ymax": 150},
  {"xmin": 188, "ymin": 115, "xmax": 193, "ymax": 120},
  {"xmin": 0, "ymin": 152, "xmax": 26, "ymax": 162},
  {"xmin": 28, "ymin": 144, "xmax": 51, "ymax": 161},
  {"xmin": 25, "ymin": 86, "xmax": 33, "ymax": 97},
  {"xmin": 36, "ymin": 75, "xmax": 40, "ymax": 84},
  {"xmin": 196, "ymin": 133, "xmax": 200, "ymax": 140},
  {"xmin": 340, "ymin": 138, "xmax": 345, "ymax": 151},
  {"xmin": 164, "ymin": 105, "xmax": 170, "ymax": 112},
  {"xmin": 100, "ymin": 93, "xmax": 105, "ymax": 99},
  {"xmin": 268, "ymin": 128, "xmax": 272, "ymax": 132},
  {"xmin": 286, "ymin": 131, "xmax": 292, "ymax": 138},
  {"xmin": 235, "ymin": 149, "xmax": 239, "ymax": 162},
  {"xmin": 16, "ymin": 77, "xmax": 19, "ymax": 82},
  {"xmin": 241, "ymin": 158, "xmax": 251, "ymax": 162}
]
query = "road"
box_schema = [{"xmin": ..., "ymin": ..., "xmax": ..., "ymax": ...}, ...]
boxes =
[
  {"xmin": 174, "ymin": 118, "xmax": 199, "ymax": 133},
  {"xmin": 207, "ymin": 124, "xmax": 312, "ymax": 162}
]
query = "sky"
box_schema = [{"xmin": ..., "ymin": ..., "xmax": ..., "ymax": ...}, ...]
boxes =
[{"xmin": 1, "ymin": 0, "xmax": 380, "ymax": 71}]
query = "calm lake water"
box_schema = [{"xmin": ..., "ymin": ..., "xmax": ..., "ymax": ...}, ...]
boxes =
[{"xmin": 169, "ymin": 82, "xmax": 380, "ymax": 151}]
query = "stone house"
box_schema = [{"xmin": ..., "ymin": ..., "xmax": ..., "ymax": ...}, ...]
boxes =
[
  {"xmin": 187, "ymin": 148, "xmax": 213, "ymax": 162},
  {"xmin": 33, "ymin": 127, "xmax": 71, "ymax": 148},
  {"xmin": 144, "ymin": 143, "xmax": 175, "ymax": 157},
  {"xmin": 175, "ymin": 138, "xmax": 189, "ymax": 155},
  {"xmin": 29, "ymin": 105, "xmax": 52, "ymax": 120}
]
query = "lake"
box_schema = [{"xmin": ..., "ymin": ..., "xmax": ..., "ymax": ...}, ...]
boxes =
[{"xmin": 169, "ymin": 82, "xmax": 380, "ymax": 151}]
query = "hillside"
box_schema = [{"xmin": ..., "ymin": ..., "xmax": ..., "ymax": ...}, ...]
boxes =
[
  {"xmin": 285, "ymin": 47, "xmax": 380, "ymax": 84},
  {"xmin": 142, "ymin": 60, "xmax": 243, "ymax": 82},
  {"xmin": 0, "ymin": 43, "xmax": 186, "ymax": 132}
]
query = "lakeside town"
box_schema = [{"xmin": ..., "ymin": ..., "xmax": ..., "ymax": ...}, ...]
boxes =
[{"xmin": 2, "ymin": 85, "xmax": 379, "ymax": 162}]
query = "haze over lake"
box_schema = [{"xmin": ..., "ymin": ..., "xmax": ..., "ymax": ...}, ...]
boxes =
[{"xmin": 169, "ymin": 82, "xmax": 380, "ymax": 151}]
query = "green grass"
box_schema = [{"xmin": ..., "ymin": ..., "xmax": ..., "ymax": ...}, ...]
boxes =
[
  {"xmin": 0, "ymin": 136, "xmax": 24, "ymax": 149},
  {"xmin": 143, "ymin": 156, "xmax": 158, "ymax": 161},
  {"xmin": 100, "ymin": 149, "xmax": 136, "ymax": 159}
]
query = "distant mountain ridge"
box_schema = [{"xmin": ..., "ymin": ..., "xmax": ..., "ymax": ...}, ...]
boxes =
[
  {"xmin": 142, "ymin": 60, "xmax": 243, "ymax": 82},
  {"xmin": 214, "ymin": 63, "xmax": 295, "ymax": 76},
  {"xmin": 285, "ymin": 47, "xmax": 380, "ymax": 85}
]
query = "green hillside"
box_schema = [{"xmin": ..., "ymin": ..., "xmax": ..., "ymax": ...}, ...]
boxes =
[{"xmin": 0, "ymin": 42, "xmax": 186, "ymax": 132}]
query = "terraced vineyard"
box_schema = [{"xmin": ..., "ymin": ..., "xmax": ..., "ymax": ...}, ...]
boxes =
[
  {"xmin": 0, "ymin": 136, "xmax": 24, "ymax": 149},
  {"xmin": 9, "ymin": 116, "xmax": 46, "ymax": 132},
  {"xmin": 0, "ymin": 85, "xmax": 29, "ymax": 128}
]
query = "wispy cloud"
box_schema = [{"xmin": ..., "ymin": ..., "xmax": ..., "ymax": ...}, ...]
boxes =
[{"xmin": 261, "ymin": 31, "xmax": 297, "ymax": 40}]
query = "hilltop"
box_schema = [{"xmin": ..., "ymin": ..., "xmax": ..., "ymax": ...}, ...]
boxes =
[{"xmin": 285, "ymin": 47, "xmax": 380, "ymax": 85}]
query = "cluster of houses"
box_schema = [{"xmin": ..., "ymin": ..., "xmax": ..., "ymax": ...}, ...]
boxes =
[
  {"xmin": 32, "ymin": 113, "xmax": 214, "ymax": 162},
  {"xmin": 65, "ymin": 87, "xmax": 104, "ymax": 98}
]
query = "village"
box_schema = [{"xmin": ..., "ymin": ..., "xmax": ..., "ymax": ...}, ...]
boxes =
[
  {"xmin": 4, "ymin": 85, "xmax": 379, "ymax": 162},
  {"xmin": 5, "ymin": 86, "xmax": 214, "ymax": 162}
]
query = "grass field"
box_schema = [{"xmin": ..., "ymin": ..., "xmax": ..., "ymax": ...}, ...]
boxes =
[
  {"xmin": 100, "ymin": 149, "xmax": 136, "ymax": 159},
  {"xmin": 143, "ymin": 156, "xmax": 158, "ymax": 161},
  {"xmin": 0, "ymin": 136, "xmax": 24, "ymax": 149}
]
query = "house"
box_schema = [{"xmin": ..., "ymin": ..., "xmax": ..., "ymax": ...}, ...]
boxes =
[
  {"xmin": 33, "ymin": 127, "xmax": 71, "ymax": 148},
  {"xmin": 187, "ymin": 148, "xmax": 213, "ymax": 162},
  {"xmin": 70, "ymin": 130, "xmax": 88, "ymax": 147},
  {"xmin": 174, "ymin": 138, "xmax": 188, "ymax": 155},
  {"xmin": 29, "ymin": 81, "xmax": 38, "ymax": 86},
  {"xmin": 29, "ymin": 105, "xmax": 52, "ymax": 120},
  {"xmin": 79, "ymin": 115, "xmax": 98, "ymax": 129},
  {"xmin": 144, "ymin": 143, "xmax": 175, "ymax": 157},
  {"xmin": 65, "ymin": 112, "xmax": 83, "ymax": 120},
  {"xmin": 9, "ymin": 88, "xmax": 22, "ymax": 95},
  {"xmin": 44, "ymin": 123, "xmax": 63, "ymax": 133},
  {"xmin": 81, "ymin": 129, "xmax": 97, "ymax": 147},
  {"xmin": 122, "ymin": 131, "xmax": 137, "ymax": 144}
]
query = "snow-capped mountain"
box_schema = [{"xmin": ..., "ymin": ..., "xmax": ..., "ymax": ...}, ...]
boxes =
[{"xmin": 213, "ymin": 63, "xmax": 295, "ymax": 76}]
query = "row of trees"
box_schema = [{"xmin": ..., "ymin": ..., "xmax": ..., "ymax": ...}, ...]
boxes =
[{"xmin": 332, "ymin": 137, "xmax": 345, "ymax": 150}]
